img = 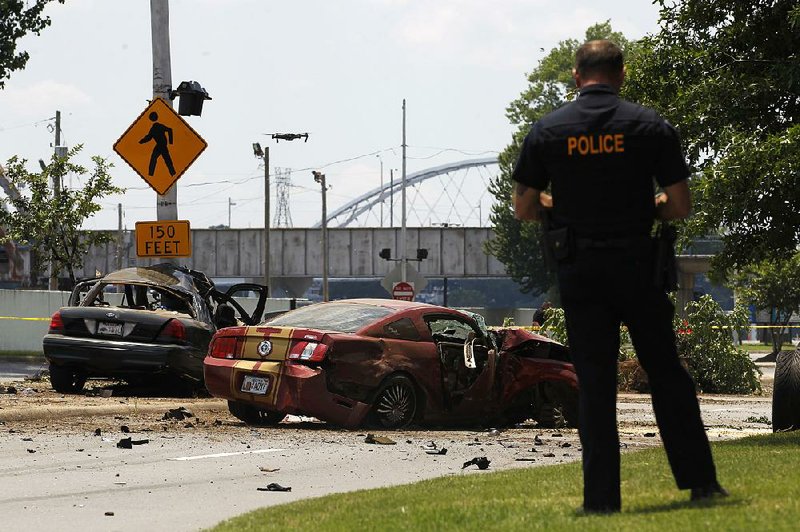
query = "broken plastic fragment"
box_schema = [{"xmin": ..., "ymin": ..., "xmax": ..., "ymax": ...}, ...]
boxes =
[
  {"xmin": 116, "ymin": 438, "xmax": 149, "ymax": 449},
  {"xmin": 425, "ymin": 447, "xmax": 447, "ymax": 455},
  {"xmin": 162, "ymin": 407, "xmax": 194, "ymax": 421},
  {"xmin": 258, "ymin": 483, "xmax": 291, "ymax": 492}
]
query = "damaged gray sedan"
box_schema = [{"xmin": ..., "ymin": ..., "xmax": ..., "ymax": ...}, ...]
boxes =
[{"xmin": 43, "ymin": 264, "xmax": 266, "ymax": 393}]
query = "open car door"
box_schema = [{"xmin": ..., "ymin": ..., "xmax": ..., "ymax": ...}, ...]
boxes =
[{"xmin": 210, "ymin": 283, "xmax": 268, "ymax": 327}]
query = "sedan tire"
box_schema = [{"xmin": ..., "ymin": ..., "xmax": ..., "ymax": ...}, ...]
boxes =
[
  {"xmin": 227, "ymin": 400, "xmax": 285, "ymax": 426},
  {"xmin": 49, "ymin": 364, "xmax": 87, "ymax": 394},
  {"xmin": 372, "ymin": 375, "xmax": 418, "ymax": 429}
]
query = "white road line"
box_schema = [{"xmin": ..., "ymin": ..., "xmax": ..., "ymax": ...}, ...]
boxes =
[{"xmin": 170, "ymin": 448, "xmax": 285, "ymax": 461}]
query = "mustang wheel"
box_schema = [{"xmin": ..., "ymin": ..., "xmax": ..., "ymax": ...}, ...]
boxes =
[
  {"xmin": 373, "ymin": 375, "xmax": 417, "ymax": 429},
  {"xmin": 772, "ymin": 349, "xmax": 800, "ymax": 432},
  {"xmin": 227, "ymin": 400, "xmax": 285, "ymax": 426},
  {"xmin": 49, "ymin": 364, "xmax": 87, "ymax": 394}
]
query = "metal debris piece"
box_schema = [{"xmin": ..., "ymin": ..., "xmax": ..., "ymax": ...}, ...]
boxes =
[
  {"xmin": 644, "ymin": 432, "xmax": 657, "ymax": 438},
  {"xmin": 6, "ymin": 386, "xmax": 17, "ymax": 394},
  {"xmin": 364, "ymin": 434, "xmax": 396, "ymax": 445},
  {"xmin": 552, "ymin": 433, "xmax": 563, "ymax": 438},
  {"xmin": 259, "ymin": 467, "xmax": 280, "ymax": 473},
  {"xmin": 543, "ymin": 452, "xmax": 556, "ymax": 458},
  {"xmin": 462, "ymin": 457, "xmax": 490, "ymax": 470},
  {"xmin": 426, "ymin": 447, "xmax": 448, "ymax": 455},
  {"xmin": 26, "ymin": 449, "xmax": 36, "ymax": 453},
  {"xmin": 104, "ymin": 511, "xmax": 115, "ymax": 516},
  {"xmin": 120, "ymin": 426, "xmax": 130, "ymax": 433},
  {"xmin": 162, "ymin": 407, "xmax": 194, "ymax": 421},
  {"xmin": 528, "ymin": 447, "xmax": 538, "ymax": 453},
  {"xmin": 21, "ymin": 437, "xmax": 33, "ymax": 441},
  {"xmin": 560, "ymin": 442, "xmax": 572, "ymax": 448},
  {"xmin": 515, "ymin": 458, "xmax": 536, "ymax": 462},
  {"xmin": 258, "ymin": 482, "xmax": 291, "ymax": 492},
  {"xmin": 94, "ymin": 428, "xmax": 102, "ymax": 436}
]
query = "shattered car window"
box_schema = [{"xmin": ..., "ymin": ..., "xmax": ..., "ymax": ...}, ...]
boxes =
[
  {"xmin": 267, "ymin": 302, "xmax": 393, "ymax": 333},
  {"xmin": 382, "ymin": 318, "xmax": 422, "ymax": 341},
  {"xmin": 426, "ymin": 316, "xmax": 476, "ymax": 343}
]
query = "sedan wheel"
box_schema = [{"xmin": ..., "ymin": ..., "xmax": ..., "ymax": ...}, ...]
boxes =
[
  {"xmin": 373, "ymin": 375, "xmax": 417, "ymax": 429},
  {"xmin": 49, "ymin": 364, "xmax": 87, "ymax": 394}
]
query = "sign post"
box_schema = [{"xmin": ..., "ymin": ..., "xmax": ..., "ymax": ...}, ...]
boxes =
[{"xmin": 392, "ymin": 281, "xmax": 415, "ymax": 301}]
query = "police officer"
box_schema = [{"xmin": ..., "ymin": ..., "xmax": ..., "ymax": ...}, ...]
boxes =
[{"xmin": 511, "ymin": 40, "xmax": 726, "ymax": 513}]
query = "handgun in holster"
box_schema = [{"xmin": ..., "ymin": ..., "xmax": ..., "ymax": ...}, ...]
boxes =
[{"xmin": 653, "ymin": 222, "xmax": 678, "ymax": 292}]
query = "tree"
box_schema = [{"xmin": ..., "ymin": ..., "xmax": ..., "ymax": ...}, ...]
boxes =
[
  {"xmin": 486, "ymin": 22, "xmax": 632, "ymax": 297},
  {"xmin": 0, "ymin": 146, "xmax": 123, "ymax": 286},
  {"xmin": 623, "ymin": 0, "xmax": 800, "ymax": 276},
  {"xmin": 0, "ymin": 0, "xmax": 64, "ymax": 89},
  {"xmin": 730, "ymin": 255, "xmax": 800, "ymax": 355}
]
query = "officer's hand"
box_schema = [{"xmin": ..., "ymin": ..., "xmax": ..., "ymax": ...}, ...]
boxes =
[
  {"xmin": 655, "ymin": 192, "xmax": 667, "ymax": 207},
  {"xmin": 540, "ymin": 192, "xmax": 553, "ymax": 208}
]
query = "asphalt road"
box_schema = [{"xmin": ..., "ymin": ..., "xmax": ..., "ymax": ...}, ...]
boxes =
[{"xmin": 0, "ymin": 389, "xmax": 772, "ymax": 531}]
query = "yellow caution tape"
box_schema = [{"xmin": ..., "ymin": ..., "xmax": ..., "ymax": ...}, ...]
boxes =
[{"xmin": 0, "ymin": 316, "xmax": 50, "ymax": 321}]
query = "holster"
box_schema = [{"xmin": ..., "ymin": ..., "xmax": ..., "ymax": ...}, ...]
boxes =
[
  {"xmin": 653, "ymin": 222, "xmax": 678, "ymax": 292},
  {"xmin": 541, "ymin": 211, "xmax": 572, "ymax": 270}
]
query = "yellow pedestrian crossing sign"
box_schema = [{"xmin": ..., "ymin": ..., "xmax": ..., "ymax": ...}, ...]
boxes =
[{"xmin": 113, "ymin": 97, "xmax": 207, "ymax": 195}]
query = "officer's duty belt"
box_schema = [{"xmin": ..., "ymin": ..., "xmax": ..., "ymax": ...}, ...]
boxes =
[{"xmin": 575, "ymin": 236, "xmax": 651, "ymax": 250}]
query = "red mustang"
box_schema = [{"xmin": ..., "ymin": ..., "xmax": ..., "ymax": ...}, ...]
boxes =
[{"xmin": 204, "ymin": 299, "xmax": 578, "ymax": 429}]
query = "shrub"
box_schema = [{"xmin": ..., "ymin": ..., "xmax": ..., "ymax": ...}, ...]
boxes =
[{"xmin": 675, "ymin": 295, "xmax": 761, "ymax": 394}]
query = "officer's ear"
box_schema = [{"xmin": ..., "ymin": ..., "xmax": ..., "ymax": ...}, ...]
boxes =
[{"xmin": 572, "ymin": 68, "xmax": 582, "ymax": 88}]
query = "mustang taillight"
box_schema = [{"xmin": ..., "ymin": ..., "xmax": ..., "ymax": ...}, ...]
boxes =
[
  {"xmin": 49, "ymin": 311, "xmax": 64, "ymax": 333},
  {"xmin": 159, "ymin": 319, "xmax": 186, "ymax": 342},
  {"xmin": 287, "ymin": 341, "xmax": 328, "ymax": 362},
  {"xmin": 209, "ymin": 336, "xmax": 243, "ymax": 359}
]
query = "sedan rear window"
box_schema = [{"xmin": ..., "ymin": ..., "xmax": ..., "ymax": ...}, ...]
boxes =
[{"xmin": 267, "ymin": 302, "xmax": 393, "ymax": 333}]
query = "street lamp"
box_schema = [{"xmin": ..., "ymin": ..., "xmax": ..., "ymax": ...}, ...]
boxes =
[
  {"xmin": 313, "ymin": 171, "xmax": 329, "ymax": 302},
  {"xmin": 253, "ymin": 142, "xmax": 270, "ymax": 293},
  {"xmin": 376, "ymin": 154, "xmax": 384, "ymax": 227}
]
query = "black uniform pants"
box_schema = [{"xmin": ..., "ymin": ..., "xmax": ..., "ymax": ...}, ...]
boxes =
[{"xmin": 557, "ymin": 243, "xmax": 717, "ymax": 511}]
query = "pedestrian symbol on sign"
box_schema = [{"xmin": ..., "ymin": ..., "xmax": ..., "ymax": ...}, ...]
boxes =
[{"xmin": 139, "ymin": 112, "xmax": 176, "ymax": 176}]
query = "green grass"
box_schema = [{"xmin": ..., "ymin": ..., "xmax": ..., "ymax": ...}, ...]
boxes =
[
  {"xmin": 211, "ymin": 432, "xmax": 800, "ymax": 531},
  {"xmin": 738, "ymin": 343, "xmax": 794, "ymax": 354},
  {"xmin": 0, "ymin": 351, "xmax": 44, "ymax": 358}
]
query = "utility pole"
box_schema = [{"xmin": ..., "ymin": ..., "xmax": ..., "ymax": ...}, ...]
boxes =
[
  {"xmin": 48, "ymin": 110, "xmax": 63, "ymax": 290},
  {"xmin": 313, "ymin": 171, "xmax": 329, "ymax": 302},
  {"xmin": 389, "ymin": 168, "xmax": 394, "ymax": 228},
  {"xmin": 116, "ymin": 203, "xmax": 123, "ymax": 270},
  {"xmin": 376, "ymin": 155, "xmax": 383, "ymax": 227},
  {"xmin": 401, "ymin": 99, "xmax": 408, "ymax": 282},
  {"xmin": 150, "ymin": 0, "xmax": 177, "ymax": 222},
  {"xmin": 228, "ymin": 197, "xmax": 236, "ymax": 228}
]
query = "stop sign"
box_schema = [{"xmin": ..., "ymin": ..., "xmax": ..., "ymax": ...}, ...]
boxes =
[{"xmin": 392, "ymin": 281, "xmax": 415, "ymax": 301}]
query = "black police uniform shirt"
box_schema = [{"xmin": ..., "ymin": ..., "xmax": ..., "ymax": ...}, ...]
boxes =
[{"xmin": 511, "ymin": 84, "xmax": 690, "ymax": 238}]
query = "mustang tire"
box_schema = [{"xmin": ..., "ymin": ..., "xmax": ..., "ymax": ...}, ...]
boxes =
[
  {"xmin": 227, "ymin": 401, "xmax": 285, "ymax": 426},
  {"xmin": 372, "ymin": 375, "xmax": 418, "ymax": 429},
  {"xmin": 49, "ymin": 364, "xmax": 87, "ymax": 394},
  {"xmin": 772, "ymin": 349, "xmax": 800, "ymax": 432}
]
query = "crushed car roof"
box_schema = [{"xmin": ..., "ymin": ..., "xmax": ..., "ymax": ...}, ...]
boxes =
[{"xmin": 100, "ymin": 264, "xmax": 197, "ymax": 293}]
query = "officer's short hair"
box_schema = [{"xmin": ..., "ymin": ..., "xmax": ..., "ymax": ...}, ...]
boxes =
[{"xmin": 575, "ymin": 40, "xmax": 624, "ymax": 78}]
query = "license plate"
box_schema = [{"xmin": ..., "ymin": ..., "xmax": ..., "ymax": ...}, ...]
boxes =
[
  {"xmin": 241, "ymin": 375, "xmax": 269, "ymax": 395},
  {"xmin": 97, "ymin": 321, "xmax": 123, "ymax": 336}
]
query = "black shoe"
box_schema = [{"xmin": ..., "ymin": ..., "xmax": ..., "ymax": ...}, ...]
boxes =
[{"xmin": 690, "ymin": 481, "xmax": 729, "ymax": 501}]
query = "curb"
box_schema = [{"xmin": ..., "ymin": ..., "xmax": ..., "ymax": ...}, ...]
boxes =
[{"xmin": 0, "ymin": 399, "xmax": 228, "ymax": 422}]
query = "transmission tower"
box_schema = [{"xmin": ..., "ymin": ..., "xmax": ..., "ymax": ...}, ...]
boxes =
[{"xmin": 273, "ymin": 167, "xmax": 293, "ymax": 228}]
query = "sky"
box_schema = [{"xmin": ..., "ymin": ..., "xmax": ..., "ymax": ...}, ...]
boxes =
[{"xmin": 0, "ymin": 0, "xmax": 661, "ymax": 231}]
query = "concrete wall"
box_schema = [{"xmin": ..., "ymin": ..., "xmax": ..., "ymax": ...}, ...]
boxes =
[{"xmin": 70, "ymin": 227, "xmax": 507, "ymax": 280}]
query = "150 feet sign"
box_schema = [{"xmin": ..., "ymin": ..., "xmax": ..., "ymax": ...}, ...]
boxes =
[{"xmin": 135, "ymin": 220, "xmax": 191, "ymax": 258}]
